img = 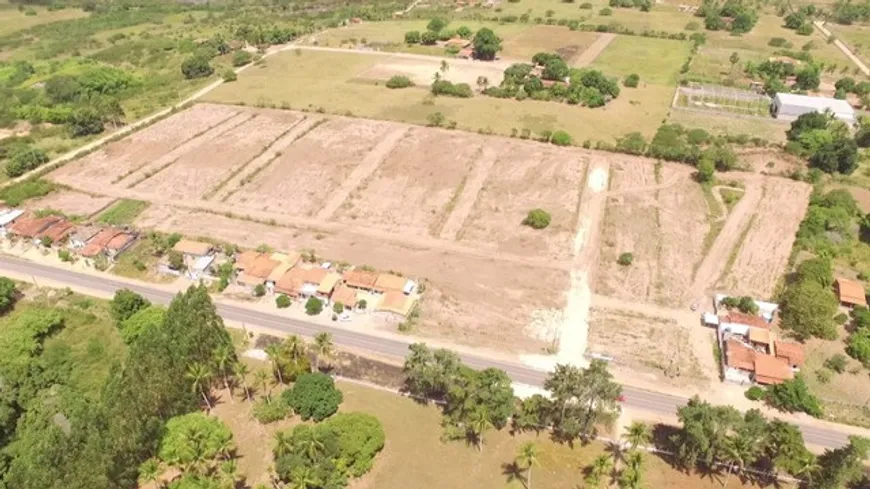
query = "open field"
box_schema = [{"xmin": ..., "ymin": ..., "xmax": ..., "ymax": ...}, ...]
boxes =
[
  {"xmin": 590, "ymin": 35, "xmax": 691, "ymax": 85},
  {"xmin": 667, "ymin": 110, "xmax": 789, "ymax": 144},
  {"xmin": 0, "ymin": 4, "xmax": 88, "ymax": 36},
  {"xmin": 203, "ymin": 49, "xmax": 673, "ymax": 141},
  {"xmin": 827, "ymin": 22, "xmax": 870, "ymax": 66},
  {"xmin": 358, "ymin": 56, "xmax": 507, "ymax": 86},
  {"xmin": 499, "ymin": 25, "xmax": 602, "ymax": 62},
  {"xmin": 96, "ymin": 199, "xmax": 148, "ymax": 226},
  {"xmin": 584, "ymin": 5, "xmax": 695, "ymax": 34},
  {"xmin": 716, "ymin": 178, "xmax": 812, "ymax": 299},
  {"xmin": 23, "ymin": 190, "xmax": 115, "ymax": 219}
]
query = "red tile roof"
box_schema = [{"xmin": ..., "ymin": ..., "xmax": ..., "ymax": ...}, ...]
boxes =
[
  {"xmin": 38, "ymin": 220, "xmax": 74, "ymax": 242},
  {"xmin": 725, "ymin": 312, "xmax": 770, "ymax": 329},
  {"xmin": 10, "ymin": 216, "xmax": 61, "ymax": 238},
  {"xmin": 106, "ymin": 233, "xmax": 135, "ymax": 251},
  {"xmin": 775, "ymin": 341, "xmax": 805, "ymax": 367},
  {"xmin": 836, "ymin": 278, "xmax": 867, "ymax": 306},
  {"xmin": 344, "ymin": 269, "xmax": 379, "ymax": 289},
  {"xmin": 725, "ymin": 340, "xmax": 755, "ymax": 372},
  {"xmin": 754, "ymin": 355, "xmax": 794, "ymax": 385},
  {"xmin": 81, "ymin": 229, "xmax": 123, "ymax": 257}
]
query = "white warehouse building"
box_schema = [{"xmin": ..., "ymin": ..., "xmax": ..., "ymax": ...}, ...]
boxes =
[{"xmin": 771, "ymin": 93, "xmax": 856, "ymax": 124}]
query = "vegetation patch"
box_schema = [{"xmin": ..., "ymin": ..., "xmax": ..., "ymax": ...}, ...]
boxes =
[{"xmin": 96, "ymin": 198, "xmax": 148, "ymax": 226}]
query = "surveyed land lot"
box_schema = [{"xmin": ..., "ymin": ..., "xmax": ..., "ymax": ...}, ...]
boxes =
[{"xmin": 47, "ymin": 104, "xmax": 810, "ymax": 358}]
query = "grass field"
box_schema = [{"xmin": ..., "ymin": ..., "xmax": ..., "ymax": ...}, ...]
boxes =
[
  {"xmin": 0, "ymin": 3, "xmax": 88, "ymax": 36},
  {"xmin": 667, "ymin": 109, "xmax": 788, "ymax": 143},
  {"xmin": 204, "ymin": 49, "xmax": 673, "ymax": 141},
  {"xmin": 499, "ymin": 25, "xmax": 601, "ymax": 61},
  {"xmin": 584, "ymin": 5, "xmax": 694, "ymax": 33},
  {"xmin": 828, "ymin": 23, "xmax": 870, "ymax": 66},
  {"xmin": 96, "ymin": 199, "xmax": 149, "ymax": 226},
  {"xmin": 466, "ymin": 0, "xmax": 599, "ymax": 20},
  {"xmin": 590, "ymin": 35, "xmax": 691, "ymax": 84}
]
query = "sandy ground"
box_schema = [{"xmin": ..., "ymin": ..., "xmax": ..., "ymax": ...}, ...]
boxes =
[
  {"xmin": 358, "ymin": 57, "xmax": 506, "ymax": 86},
  {"xmin": 738, "ymin": 148, "xmax": 805, "ymax": 176},
  {"xmin": 23, "ymin": 190, "xmax": 115, "ymax": 218},
  {"xmin": 717, "ymin": 178, "xmax": 812, "ymax": 299}
]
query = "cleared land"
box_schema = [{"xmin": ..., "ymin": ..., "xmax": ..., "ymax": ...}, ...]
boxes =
[
  {"xmin": 203, "ymin": 49, "xmax": 674, "ymax": 141},
  {"xmin": 23, "ymin": 190, "xmax": 115, "ymax": 218},
  {"xmin": 667, "ymin": 110, "xmax": 788, "ymax": 143},
  {"xmin": 0, "ymin": 4, "xmax": 88, "ymax": 36},
  {"xmin": 590, "ymin": 35, "xmax": 692, "ymax": 85},
  {"xmin": 499, "ymin": 25, "xmax": 602, "ymax": 62}
]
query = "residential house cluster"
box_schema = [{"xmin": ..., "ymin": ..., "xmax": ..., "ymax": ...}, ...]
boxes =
[
  {"xmin": 0, "ymin": 211, "xmax": 136, "ymax": 261},
  {"xmin": 705, "ymin": 295, "xmax": 804, "ymax": 386},
  {"xmin": 228, "ymin": 248, "xmax": 420, "ymax": 318}
]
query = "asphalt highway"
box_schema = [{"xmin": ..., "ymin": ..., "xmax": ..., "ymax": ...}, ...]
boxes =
[{"xmin": 0, "ymin": 255, "xmax": 853, "ymax": 449}]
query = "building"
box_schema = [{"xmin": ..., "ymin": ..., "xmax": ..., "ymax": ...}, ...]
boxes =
[
  {"xmin": 754, "ymin": 354, "xmax": 794, "ymax": 385},
  {"xmin": 330, "ymin": 284, "xmax": 359, "ymax": 309},
  {"xmin": 105, "ymin": 232, "xmax": 137, "ymax": 259},
  {"xmin": 774, "ymin": 341, "xmax": 805, "ymax": 370},
  {"xmin": 69, "ymin": 226, "xmax": 101, "ymax": 249},
  {"xmin": 235, "ymin": 252, "xmax": 280, "ymax": 290},
  {"xmin": 376, "ymin": 290, "xmax": 418, "ymax": 317},
  {"xmin": 173, "ymin": 239, "xmax": 213, "ymax": 258},
  {"xmin": 80, "ymin": 229, "xmax": 136, "ymax": 260},
  {"xmin": 9, "ymin": 216, "xmax": 62, "ymax": 239},
  {"xmin": 38, "ymin": 219, "xmax": 75, "ymax": 244},
  {"xmin": 343, "ymin": 269, "xmax": 379, "ymax": 291},
  {"xmin": 0, "ymin": 209, "xmax": 24, "ymax": 236},
  {"xmin": 836, "ymin": 277, "xmax": 867, "ymax": 308},
  {"xmin": 724, "ymin": 339, "xmax": 755, "ymax": 384},
  {"xmin": 771, "ymin": 93, "xmax": 856, "ymax": 124}
]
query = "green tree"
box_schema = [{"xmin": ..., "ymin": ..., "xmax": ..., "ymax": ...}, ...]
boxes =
[
  {"xmin": 313, "ymin": 332, "xmax": 334, "ymax": 371},
  {"xmin": 5, "ymin": 146, "xmax": 49, "ymax": 177},
  {"xmin": 766, "ymin": 375, "xmax": 822, "ymax": 417},
  {"xmin": 696, "ymin": 157, "xmax": 715, "ymax": 182},
  {"xmin": 796, "ymin": 257, "xmax": 834, "ymax": 288},
  {"xmin": 516, "ymin": 441, "xmax": 540, "ymax": 489},
  {"xmin": 427, "ymin": 17, "xmax": 447, "ymax": 32},
  {"xmin": 0, "ymin": 276, "xmax": 17, "ymax": 313},
  {"xmin": 543, "ymin": 361, "xmax": 621, "ymax": 442},
  {"xmin": 442, "ymin": 367, "xmax": 515, "ymax": 449},
  {"xmin": 157, "ymin": 412, "xmax": 234, "ymax": 475},
  {"xmin": 618, "ymin": 451, "xmax": 644, "ymax": 489},
  {"xmin": 110, "ymin": 289, "xmax": 150, "ymax": 325},
  {"xmin": 232, "ymin": 50, "xmax": 253, "ymax": 67},
  {"xmin": 265, "ymin": 343, "xmax": 286, "ymax": 384},
  {"xmin": 584, "ymin": 455, "xmax": 613, "ymax": 488},
  {"xmin": 119, "ymin": 305, "xmax": 165, "ymax": 345},
  {"xmin": 235, "ymin": 361, "xmax": 251, "ymax": 402},
  {"xmin": 472, "ymin": 28, "xmax": 501, "ymax": 60},
  {"xmin": 542, "ymin": 57, "xmax": 569, "ymax": 80},
  {"xmin": 282, "ymin": 372, "xmax": 343, "ymax": 421},
  {"xmin": 523, "ymin": 209, "xmax": 551, "ymax": 229},
  {"xmin": 187, "ymin": 362, "xmax": 213, "ymax": 411},
  {"xmin": 214, "ymin": 344, "xmax": 236, "ymax": 403},
  {"xmin": 623, "ymin": 421, "xmax": 652, "ymax": 451},
  {"xmin": 670, "ymin": 396, "xmax": 741, "ymax": 470},
  {"xmin": 69, "ymin": 107, "xmax": 104, "ymax": 136},
  {"xmin": 181, "ymin": 55, "xmax": 214, "ymax": 79},
  {"xmin": 138, "ymin": 458, "xmax": 162, "ymax": 487},
  {"xmin": 404, "ymin": 30, "xmax": 421, "ymax": 44},
  {"xmin": 780, "ymin": 279, "xmax": 838, "ymax": 340},
  {"xmin": 815, "ymin": 436, "xmax": 870, "ymax": 489},
  {"xmin": 402, "ymin": 343, "xmax": 463, "ymax": 400},
  {"xmin": 305, "ymin": 297, "xmax": 323, "ymax": 315}
]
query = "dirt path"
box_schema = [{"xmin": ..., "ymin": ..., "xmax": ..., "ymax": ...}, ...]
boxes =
[
  {"xmin": 573, "ymin": 33, "xmax": 616, "ymax": 67},
  {"xmin": 688, "ymin": 180, "xmax": 764, "ymax": 305},
  {"xmin": 437, "ymin": 146, "xmax": 498, "ymax": 240},
  {"xmin": 815, "ymin": 21, "xmax": 870, "ymax": 76},
  {"xmin": 210, "ymin": 116, "xmax": 323, "ymax": 202},
  {"xmin": 709, "ymin": 185, "xmax": 744, "ymax": 222},
  {"xmin": 315, "ymin": 127, "xmax": 409, "ymax": 219}
]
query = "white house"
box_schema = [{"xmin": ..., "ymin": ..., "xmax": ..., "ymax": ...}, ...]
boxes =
[
  {"xmin": 0, "ymin": 209, "xmax": 24, "ymax": 236},
  {"xmin": 771, "ymin": 93, "xmax": 856, "ymax": 125}
]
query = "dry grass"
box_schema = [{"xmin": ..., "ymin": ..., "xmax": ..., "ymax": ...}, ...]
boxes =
[
  {"xmin": 0, "ymin": 4, "xmax": 88, "ymax": 36},
  {"xmin": 590, "ymin": 35, "xmax": 692, "ymax": 85},
  {"xmin": 499, "ymin": 25, "xmax": 602, "ymax": 61},
  {"xmin": 667, "ymin": 110, "xmax": 788, "ymax": 143}
]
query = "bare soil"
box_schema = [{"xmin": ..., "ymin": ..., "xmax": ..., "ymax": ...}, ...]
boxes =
[
  {"xmin": 358, "ymin": 57, "xmax": 506, "ymax": 86},
  {"xmin": 24, "ymin": 190, "xmax": 115, "ymax": 218}
]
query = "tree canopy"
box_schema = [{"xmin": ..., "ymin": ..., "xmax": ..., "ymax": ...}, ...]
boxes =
[
  {"xmin": 282, "ymin": 372, "xmax": 343, "ymax": 422},
  {"xmin": 472, "ymin": 28, "xmax": 501, "ymax": 60}
]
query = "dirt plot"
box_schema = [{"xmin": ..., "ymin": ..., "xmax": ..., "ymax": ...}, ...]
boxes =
[
  {"xmin": 52, "ymin": 104, "xmax": 240, "ymax": 188},
  {"xmin": 596, "ymin": 161, "xmax": 709, "ymax": 307},
  {"xmin": 457, "ymin": 142, "xmax": 587, "ymax": 261},
  {"xmin": 334, "ymin": 128, "xmax": 483, "ymax": 236},
  {"xmin": 134, "ymin": 205, "xmax": 567, "ymax": 352},
  {"xmin": 133, "ymin": 109, "xmax": 303, "ymax": 200},
  {"xmin": 24, "ymin": 191, "xmax": 115, "ymax": 218},
  {"xmin": 588, "ymin": 307, "xmax": 706, "ymax": 384},
  {"xmin": 717, "ymin": 178, "xmax": 812, "ymax": 299},
  {"xmin": 226, "ymin": 118, "xmax": 398, "ymax": 217},
  {"xmin": 500, "ymin": 26, "xmax": 601, "ymax": 63},
  {"xmin": 358, "ymin": 57, "xmax": 506, "ymax": 86}
]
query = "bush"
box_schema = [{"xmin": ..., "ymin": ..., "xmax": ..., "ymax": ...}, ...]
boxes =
[
  {"xmin": 282, "ymin": 372, "xmax": 344, "ymax": 421},
  {"xmin": 276, "ymin": 294, "xmax": 291, "ymax": 308},
  {"xmin": 522, "ymin": 209, "xmax": 551, "ymax": 229},
  {"xmin": 579, "ymin": 1, "xmax": 593, "ymax": 7},
  {"xmin": 765, "ymin": 375, "xmax": 822, "ymax": 417},
  {"xmin": 824, "ymin": 354, "xmax": 848, "ymax": 373},
  {"xmin": 431, "ymin": 80, "xmax": 473, "ymax": 98},
  {"xmin": 550, "ymin": 130, "xmax": 572, "ymax": 146},
  {"xmin": 385, "ymin": 75, "xmax": 413, "ymax": 89},
  {"xmin": 835, "ymin": 313, "xmax": 849, "ymax": 324},
  {"xmin": 420, "ymin": 31, "xmax": 438, "ymax": 45},
  {"xmin": 58, "ymin": 249, "xmax": 73, "ymax": 262},
  {"xmin": 404, "ymin": 30, "xmax": 421, "ymax": 44},
  {"xmin": 333, "ymin": 302, "xmax": 345, "ymax": 314},
  {"xmin": 796, "ymin": 23, "xmax": 814, "ymax": 35},
  {"xmin": 322, "ymin": 413, "xmax": 386, "ymax": 477},
  {"xmin": 846, "ymin": 330, "xmax": 870, "ymax": 366},
  {"xmin": 222, "ymin": 69, "xmax": 237, "ymax": 82},
  {"xmin": 685, "ymin": 21, "xmax": 700, "ymax": 30},
  {"xmin": 599, "ymin": 7, "xmax": 612, "ymax": 15},
  {"xmin": 252, "ymin": 398, "xmax": 291, "ymax": 424},
  {"xmin": 305, "ymin": 297, "xmax": 323, "ymax": 315},
  {"xmin": 6, "ymin": 146, "xmax": 49, "ymax": 178},
  {"xmin": 253, "ymin": 284, "xmax": 266, "ymax": 297},
  {"xmin": 623, "ymin": 73, "xmax": 640, "ymax": 87},
  {"xmin": 0, "ymin": 277, "xmax": 17, "ymax": 313},
  {"xmin": 816, "ymin": 368, "xmax": 832, "ymax": 384},
  {"xmin": 110, "ymin": 289, "xmax": 150, "ymax": 325},
  {"xmin": 617, "ymin": 252, "xmax": 634, "ymax": 266},
  {"xmin": 232, "ymin": 50, "xmax": 253, "ymax": 67},
  {"xmin": 745, "ymin": 386, "xmax": 765, "ymax": 401},
  {"xmin": 181, "ymin": 55, "xmax": 213, "ymax": 79},
  {"xmin": 769, "ymin": 37, "xmax": 791, "ymax": 48}
]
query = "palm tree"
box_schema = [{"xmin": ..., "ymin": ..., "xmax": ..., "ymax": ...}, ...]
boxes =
[
  {"xmin": 440, "ymin": 60, "xmax": 449, "ymax": 73},
  {"xmin": 218, "ymin": 460, "xmax": 244, "ymax": 489},
  {"xmin": 516, "ymin": 441, "xmax": 540, "ymax": 489},
  {"xmin": 468, "ymin": 408, "xmax": 493, "ymax": 452},
  {"xmin": 606, "ymin": 439, "xmax": 626, "ymax": 475},
  {"xmin": 618, "ymin": 465, "xmax": 643, "ymax": 489},
  {"xmin": 254, "ymin": 369, "xmax": 271, "ymax": 399},
  {"xmin": 623, "ymin": 421, "xmax": 652, "ymax": 451},
  {"xmin": 289, "ymin": 466, "xmax": 320, "ymax": 489},
  {"xmin": 235, "ymin": 362, "xmax": 251, "ymax": 402},
  {"xmin": 186, "ymin": 362, "xmax": 213, "ymax": 410},
  {"xmin": 214, "ymin": 345, "xmax": 236, "ymax": 403},
  {"xmin": 313, "ymin": 332, "xmax": 334, "ymax": 371},
  {"xmin": 138, "ymin": 458, "xmax": 162, "ymax": 488},
  {"xmin": 283, "ymin": 335, "xmax": 307, "ymax": 364},
  {"xmin": 584, "ymin": 455, "xmax": 613, "ymax": 488},
  {"xmin": 274, "ymin": 430, "xmax": 294, "ymax": 458},
  {"xmin": 300, "ymin": 430, "xmax": 326, "ymax": 461},
  {"xmin": 722, "ymin": 434, "xmax": 756, "ymax": 487},
  {"xmin": 264, "ymin": 343, "xmax": 285, "ymax": 384},
  {"xmin": 791, "ymin": 452, "xmax": 820, "ymax": 489},
  {"xmin": 626, "ymin": 451, "xmax": 644, "ymax": 472}
]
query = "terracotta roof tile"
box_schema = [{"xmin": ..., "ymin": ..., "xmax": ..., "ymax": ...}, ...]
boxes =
[
  {"xmin": 343, "ymin": 269, "xmax": 379, "ymax": 289},
  {"xmin": 375, "ymin": 273, "xmax": 406, "ymax": 292},
  {"xmin": 754, "ymin": 355, "xmax": 793, "ymax": 384},
  {"xmin": 725, "ymin": 312, "xmax": 770, "ymax": 329},
  {"xmin": 837, "ymin": 278, "xmax": 867, "ymax": 306},
  {"xmin": 10, "ymin": 216, "xmax": 61, "ymax": 238},
  {"xmin": 725, "ymin": 340, "xmax": 755, "ymax": 372},
  {"xmin": 775, "ymin": 341, "xmax": 805, "ymax": 367},
  {"xmin": 173, "ymin": 239, "xmax": 212, "ymax": 256},
  {"xmin": 38, "ymin": 220, "xmax": 74, "ymax": 242}
]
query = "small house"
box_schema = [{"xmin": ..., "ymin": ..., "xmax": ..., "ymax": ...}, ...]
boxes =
[
  {"xmin": 275, "ymin": 266, "xmax": 328, "ymax": 298},
  {"xmin": 374, "ymin": 273, "xmax": 408, "ymax": 293},
  {"xmin": 753, "ymin": 354, "xmax": 794, "ymax": 385},
  {"xmin": 344, "ymin": 269, "xmax": 379, "ymax": 292},
  {"xmin": 835, "ymin": 277, "xmax": 867, "ymax": 308},
  {"xmin": 723, "ymin": 339, "xmax": 755, "ymax": 385},
  {"xmin": 105, "ymin": 232, "xmax": 136, "ymax": 259},
  {"xmin": 37, "ymin": 220, "xmax": 75, "ymax": 245},
  {"xmin": 772, "ymin": 93, "xmax": 856, "ymax": 125},
  {"xmin": 69, "ymin": 226, "xmax": 101, "ymax": 250},
  {"xmin": 80, "ymin": 229, "xmax": 136, "ymax": 261},
  {"xmin": 774, "ymin": 341, "xmax": 805, "ymax": 371},
  {"xmin": 376, "ymin": 290, "xmax": 418, "ymax": 317},
  {"xmin": 9, "ymin": 215, "xmax": 62, "ymax": 240},
  {"xmin": 330, "ymin": 284, "xmax": 359, "ymax": 310},
  {"xmin": 236, "ymin": 253, "xmax": 280, "ymax": 290},
  {"xmin": 173, "ymin": 239, "xmax": 213, "ymax": 259}
]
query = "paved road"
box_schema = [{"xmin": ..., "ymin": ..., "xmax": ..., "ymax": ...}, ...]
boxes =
[{"xmin": 0, "ymin": 256, "xmax": 854, "ymax": 449}]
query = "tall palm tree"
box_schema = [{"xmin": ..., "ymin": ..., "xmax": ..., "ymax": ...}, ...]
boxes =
[
  {"xmin": 606, "ymin": 439, "xmax": 626, "ymax": 476},
  {"xmin": 214, "ymin": 344, "xmax": 236, "ymax": 403},
  {"xmin": 289, "ymin": 467, "xmax": 320, "ymax": 489},
  {"xmin": 722, "ymin": 434, "xmax": 756, "ymax": 488},
  {"xmin": 218, "ymin": 460, "xmax": 244, "ymax": 489},
  {"xmin": 274, "ymin": 430, "xmax": 294, "ymax": 458},
  {"xmin": 264, "ymin": 343, "xmax": 285, "ymax": 384},
  {"xmin": 468, "ymin": 408, "xmax": 493, "ymax": 452},
  {"xmin": 283, "ymin": 335, "xmax": 307, "ymax": 364},
  {"xmin": 791, "ymin": 452, "xmax": 820, "ymax": 489},
  {"xmin": 516, "ymin": 441, "xmax": 540, "ymax": 489},
  {"xmin": 138, "ymin": 458, "xmax": 162, "ymax": 488},
  {"xmin": 313, "ymin": 332, "xmax": 334, "ymax": 372},
  {"xmin": 618, "ymin": 465, "xmax": 643, "ymax": 489},
  {"xmin": 254, "ymin": 369, "xmax": 271, "ymax": 400},
  {"xmin": 584, "ymin": 455, "xmax": 613, "ymax": 488},
  {"xmin": 235, "ymin": 361, "xmax": 251, "ymax": 402},
  {"xmin": 301, "ymin": 430, "xmax": 325, "ymax": 461},
  {"xmin": 623, "ymin": 421, "xmax": 652, "ymax": 451},
  {"xmin": 186, "ymin": 362, "xmax": 213, "ymax": 410}
]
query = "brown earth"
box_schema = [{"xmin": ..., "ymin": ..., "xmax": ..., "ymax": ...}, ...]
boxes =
[{"xmin": 24, "ymin": 190, "xmax": 115, "ymax": 218}]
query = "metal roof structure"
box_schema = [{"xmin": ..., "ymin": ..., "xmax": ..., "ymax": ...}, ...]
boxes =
[{"xmin": 772, "ymin": 93, "xmax": 856, "ymax": 123}]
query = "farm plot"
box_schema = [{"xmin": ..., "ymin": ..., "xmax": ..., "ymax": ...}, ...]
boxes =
[
  {"xmin": 51, "ymin": 104, "xmax": 241, "ymax": 189},
  {"xmin": 499, "ymin": 26, "xmax": 602, "ymax": 62},
  {"xmin": 134, "ymin": 205, "xmax": 568, "ymax": 352},
  {"xmin": 225, "ymin": 118, "xmax": 399, "ymax": 217},
  {"xmin": 587, "ymin": 307, "xmax": 707, "ymax": 384},
  {"xmin": 716, "ymin": 177, "xmax": 812, "ymax": 299},
  {"xmin": 457, "ymin": 142, "xmax": 587, "ymax": 261},
  {"xmin": 23, "ymin": 190, "xmax": 115, "ymax": 218},
  {"xmin": 131, "ymin": 109, "xmax": 303, "ymax": 200},
  {"xmin": 333, "ymin": 128, "xmax": 484, "ymax": 237},
  {"xmin": 358, "ymin": 57, "xmax": 507, "ymax": 87},
  {"xmin": 596, "ymin": 161, "xmax": 709, "ymax": 306},
  {"xmin": 590, "ymin": 35, "xmax": 691, "ymax": 85}
]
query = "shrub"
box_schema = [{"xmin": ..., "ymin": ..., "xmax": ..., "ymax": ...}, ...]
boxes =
[
  {"xmin": 385, "ymin": 75, "xmax": 413, "ymax": 89},
  {"xmin": 420, "ymin": 31, "xmax": 438, "ymax": 45},
  {"xmin": 282, "ymin": 372, "xmax": 343, "ymax": 421},
  {"xmin": 6, "ymin": 146, "xmax": 49, "ymax": 177},
  {"xmin": 110, "ymin": 289, "xmax": 150, "ymax": 325},
  {"xmin": 617, "ymin": 252, "xmax": 634, "ymax": 266},
  {"xmin": 404, "ymin": 30, "xmax": 421, "ymax": 44},
  {"xmin": 769, "ymin": 37, "xmax": 791, "ymax": 48},
  {"xmin": 523, "ymin": 209, "xmax": 551, "ymax": 229},
  {"xmin": 333, "ymin": 302, "xmax": 345, "ymax": 314},
  {"xmin": 253, "ymin": 283, "xmax": 266, "ymax": 297},
  {"xmin": 426, "ymin": 112, "xmax": 445, "ymax": 127},
  {"xmin": 623, "ymin": 73, "xmax": 640, "ymax": 87},
  {"xmin": 305, "ymin": 297, "xmax": 323, "ymax": 315},
  {"xmin": 824, "ymin": 354, "xmax": 848, "ymax": 373},
  {"xmin": 745, "ymin": 386, "xmax": 765, "ymax": 401},
  {"xmin": 58, "ymin": 249, "xmax": 73, "ymax": 262},
  {"xmin": 765, "ymin": 375, "xmax": 822, "ymax": 417},
  {"xmin": 550, "ymin": 130, "xmax": 573, "ymax": 146},
  {"xmin": 252, "ymin": 398, "xmax": 290, "ymax": 424},
  {"xmin": 222, "ymin": 69, "xmax": 237, "ymax": 82},
  {"xmin": 276, "ymin": 294, "xmax": 291, "ymax": 308},
  {"xmin": 835, "ymin": 313, "xmax": 849, "ymax": 324},
  {"xmin": 579, "ymin": 1, "xmax": 593, "ymax": 7},
  {"xmin": 322, "ymin": 413, "xmax": 386, "ymax": 477},
  {"xmin": 356, "ymin": 299, "xmax": 367, "ymax": 310},
  {"xmin": 685, "ymin": 20, "xmax": 700, "ymax": 30},
  {"xmin": 181, "ymin": 55, "xmax": 213, "ymax": 79},
  {"xmin": 431, "ymin": 80, "xmax": 473, "ymax": 98},
  {"xmin": 599, "ymin": 7, "xmax": 612, "ymax": 15},
  {"xmin": 232, "ymin": 50, "xmax": 253, "ymax": 67},
  {"xmin": 796, "ymin": 23, "xmax": 814, "ymax": 35},
  {"xmin": 816, "ymin": 368, "xmax": 833, "ymax": 384},
  {"xmin": 847, "ymin": 330, "xmax": 870, "ymax": 366}
]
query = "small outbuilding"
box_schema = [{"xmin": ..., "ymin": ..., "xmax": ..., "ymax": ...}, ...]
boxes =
[
  {"xmin": 835, "ymin": 277, "xmax": 867, "ymax": 308},
  {"xmin": 771, "ymin": 93, "xmax": 856, "ymax": 124}
]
